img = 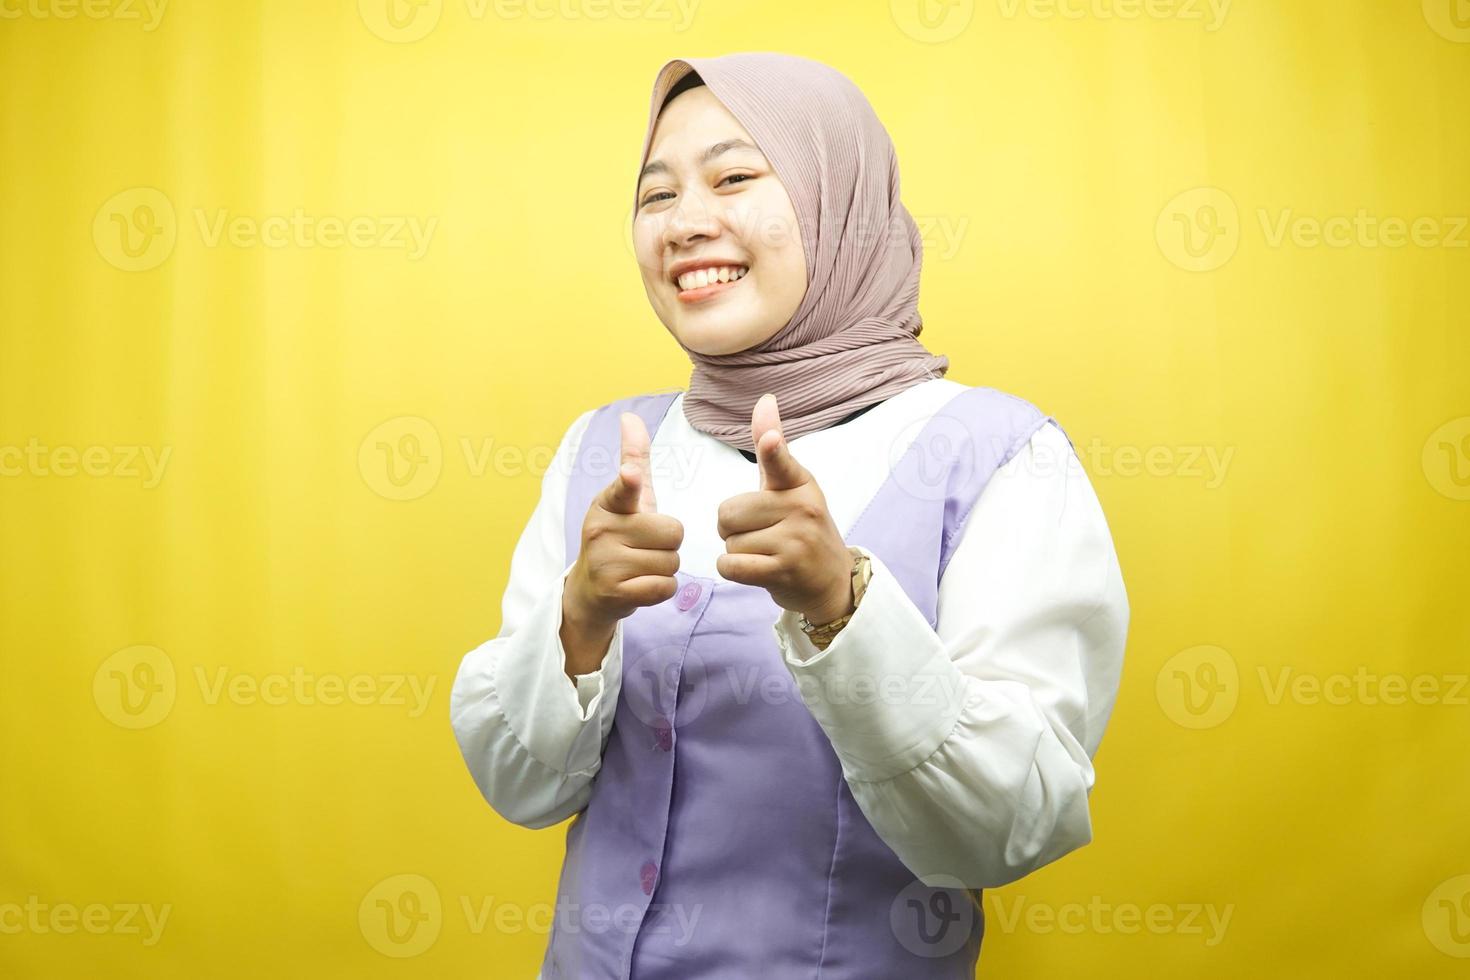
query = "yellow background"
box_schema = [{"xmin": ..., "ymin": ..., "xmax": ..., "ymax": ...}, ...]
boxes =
[{"xmin": 2, "ymin": 0, "xmax": 1468, "ymax": 975}]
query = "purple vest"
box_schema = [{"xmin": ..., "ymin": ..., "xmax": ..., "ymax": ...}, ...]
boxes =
[{"xmin": 543, "ymin": 385, "xmax": 1057, "ymax": 979}]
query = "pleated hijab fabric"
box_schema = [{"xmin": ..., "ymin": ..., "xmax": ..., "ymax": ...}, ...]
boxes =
[{"xmin": 635, "ymin": 52, "xmax": 950, "ymax": 454}]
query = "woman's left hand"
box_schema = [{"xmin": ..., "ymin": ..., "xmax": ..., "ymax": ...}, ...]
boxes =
[{"xmin": 716, "ymin": 394, "xmax": 855, "ymax": 625}]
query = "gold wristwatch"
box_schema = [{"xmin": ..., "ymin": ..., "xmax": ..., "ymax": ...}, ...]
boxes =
[{"xmin": 799, "ymin": 547, "xmax": 872, "ymax": 650}]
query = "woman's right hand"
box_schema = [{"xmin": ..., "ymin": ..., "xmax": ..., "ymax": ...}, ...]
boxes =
[{"xmin": 560, "ymin": 412, "xmax": 684, "ymax": 678}]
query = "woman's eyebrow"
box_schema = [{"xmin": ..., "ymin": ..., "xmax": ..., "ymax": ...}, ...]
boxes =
[{"xmin": 638, "ymin": 139, "xmax": 762, "ymax": 184}]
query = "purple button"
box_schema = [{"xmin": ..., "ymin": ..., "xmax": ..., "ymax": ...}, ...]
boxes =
[
  {"xmin": 652, "ymin": 717, "xmax": 672, "ymax": 752},
  {"xmin": 639, "ymin": 860, "xmax": 658, "ymax": 895},
  {"xmin": 674, "ymin": 581, "xmax": 702, "ymax": 611}
]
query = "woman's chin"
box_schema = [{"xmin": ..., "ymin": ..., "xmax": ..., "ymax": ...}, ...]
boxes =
[{"xmin": 669, "ymin": 309, "xmax": 777, "ymax": 357}]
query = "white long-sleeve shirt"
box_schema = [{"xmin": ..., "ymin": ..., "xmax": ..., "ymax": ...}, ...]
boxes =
[{"xmin": 449, "ymin": 378, "xmax": 1128, "ymax": 889}]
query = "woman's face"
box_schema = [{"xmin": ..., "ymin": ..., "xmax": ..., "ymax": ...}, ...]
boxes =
[{"xmin": 633, "ymin": 85, "xmax": 807, "ymax": 356}]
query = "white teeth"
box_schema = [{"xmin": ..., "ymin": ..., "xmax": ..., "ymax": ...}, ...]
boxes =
[{"xmin": 676, "ymin": 265, "xmax": 748, "ymax": 291}]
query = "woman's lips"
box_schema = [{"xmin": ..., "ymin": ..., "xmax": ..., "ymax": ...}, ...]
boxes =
[{"xmin": 675, "ymin": 273, "xmax": 745, "ymax": 304}]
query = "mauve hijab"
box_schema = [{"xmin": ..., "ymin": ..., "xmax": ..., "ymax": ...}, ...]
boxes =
[{"xmin": 634, "ymin": 52, "xmax": 950, "ymax": 455}]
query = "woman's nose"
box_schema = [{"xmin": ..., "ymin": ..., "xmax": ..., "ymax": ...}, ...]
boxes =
[{"xmin": 664, "ymin": 189, "xmax": 724, "ymax": 247}]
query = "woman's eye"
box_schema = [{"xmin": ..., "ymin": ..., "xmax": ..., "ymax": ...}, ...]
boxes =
[{"xmin": 640, "ymin": 174, "xmax": 753, "ymax": 208}]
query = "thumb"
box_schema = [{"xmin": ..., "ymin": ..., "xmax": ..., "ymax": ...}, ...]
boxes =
[
  {"xmin": 751, "ymin": 393, "xmax": 807, "ymax": 492},
  {"xmin": 609, "ymin": 411, "xmax": 657, "ymax": 514}
]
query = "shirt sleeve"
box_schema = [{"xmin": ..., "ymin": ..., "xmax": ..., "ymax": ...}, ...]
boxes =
[
  {"xmin": 770, "ymin": 421, "xmax": 1129, "ymax": 888},
  {"xmin": 449, "ymin": 407, "xmax": 627, "ymax": 830}
]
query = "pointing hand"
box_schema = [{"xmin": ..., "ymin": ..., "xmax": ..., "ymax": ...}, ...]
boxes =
[{"xmin": 715, "ymin": 394, "xmax": 855, "ymax": 624}]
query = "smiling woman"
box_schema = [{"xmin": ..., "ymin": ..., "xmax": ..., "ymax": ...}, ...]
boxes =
[
  {"xmin": 632, "ymin": 80, "xmax": 808, "ymax": 356},
  {"xmin": 628, "ymin": 58, "xmax": 953, "ymax": 453},
  {"xmin": 449, "ymin": 51, "xmax": 1128, "ymax": 979}
]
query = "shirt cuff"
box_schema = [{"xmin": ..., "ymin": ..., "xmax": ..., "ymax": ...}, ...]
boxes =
[
  {"xmin": 496, "ymin": 562, "xmax": 623, "ymax": 775},
  {"xmin": 555, "ymin": 562, "xmax": 623, "ymax": 719},
  {"xmin": 572, "ymin": 669, "xmax": 605, "ymax": 716},
  {"xmin": 770, "ymin": 545, "xmax": 969, "ymax": 783}
]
